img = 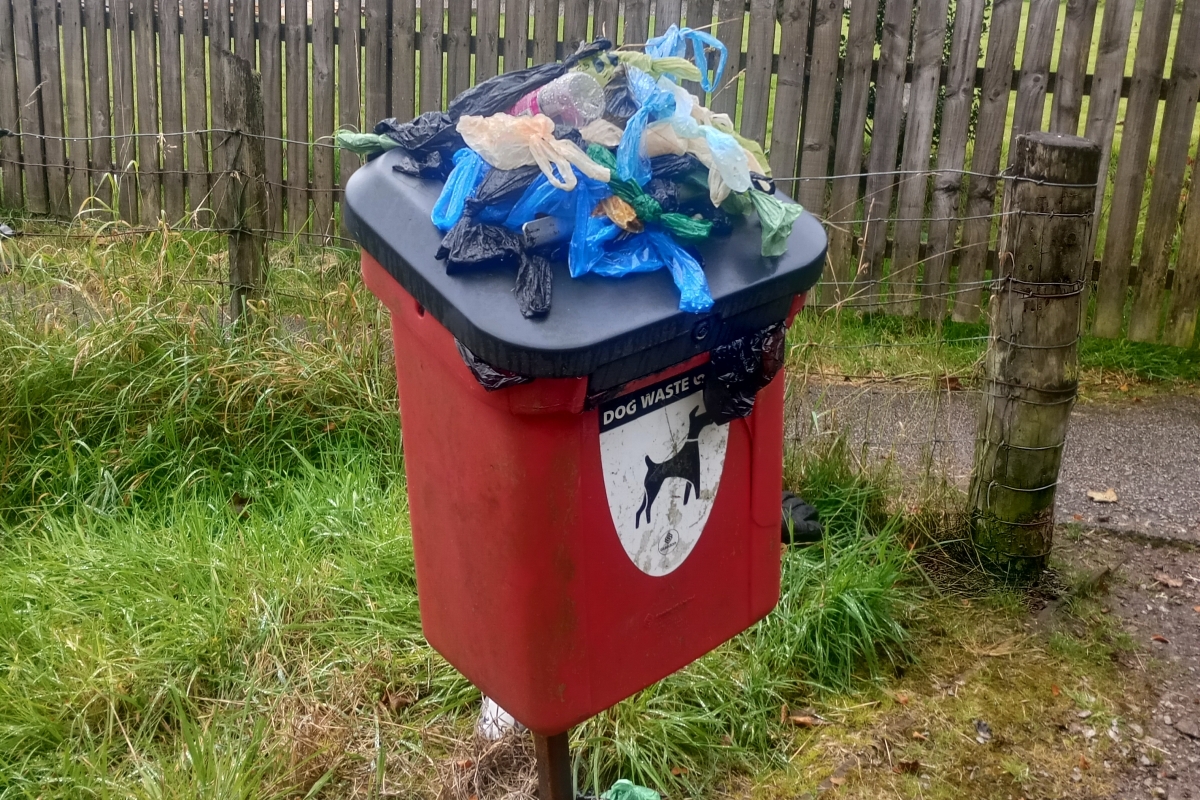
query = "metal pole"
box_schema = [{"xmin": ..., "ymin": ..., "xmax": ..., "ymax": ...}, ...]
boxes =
[{"xmin": 533, "ymin": 731, "xmax": 572, "ymax": 800}]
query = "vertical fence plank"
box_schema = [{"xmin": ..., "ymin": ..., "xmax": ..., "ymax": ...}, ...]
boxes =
[
  {"xmin": 60, "ymin": 0, "xmax": 90, "ymax": 212},
  {"xmin": 209, "ymin": 0, "xmax": 230, "ymax": 166},
  {"xmin": 447, "ymin": 0, "xmax": 471, "ymax": 96},
  {"xmin": 1127, "ymin": 0, "xmax": 1200, "ymax": 342},
  {"xmin": 421, "ymin": 0, "xmax": 444, "ymax": 110},
  {"xmin": 504, "ymin": 0, "xmax": 529, "ymax": 70},
  {"xmin": 1081, "ymin": 0, "xmax": 1136, "ymax": 263},
  {"xmin": 859, "ymin": 0, "xmax": 914, "ymax": 308},
  {"xmin": 593, "ymin": 0, "xmax": 618, "ymax": 44},
  {"xmin": 564, "ymin": 0, "xmax": 589, "ymax": 52},
  {"xmin": 920, "ymin": 0, "xmax": 985, "ymax": 319},
  {"xmin": 824, "ymin": 0, "xmax": 877, "ymax": 302},
  {"xmin": 710, "ymin": 0, "xmax": 744, "ymax": 119},
  {"xmin": 233, "ymin": 0, "xmax": 255, "ymax": 61},
  {"xmin": 682, "ymin": 0, "xmax": 714, "ymax": 97},
  {"xmin": 259, "ymin": 0, "xmax": 282, "ymax": 230},
  {"xmin": 740, "ymin": 0, "xmax": 776, "ymax": 144},
  {"xmin": 364, "ymin": 0, "xmax": 388, "ymax": 121},
  {"xmin": 1091, "ymin": 0, "xmax": 1175, "ymax": 338},
  {"xmin": 338, "ymin": 0, "xmax": 362, "ymax": 215},
  {"xmin": 951, "ymin": 0, "xmax": 1021, "ymax": 322},
  {"xmin": 182, "ymin": 0, "xmax": 208, "ymax": 217},
  {"xmin": 0, "ymin": 0, "xmax": 20, "ymax": 209},
  {"xmin": 533, "ymin": 0, "xmax": 556, "ymax": 63},
  {"xmin": 624, "ymin": 0, "xmax": 650, "ymax": 48},
  {"xmin": 1049, "ymin": 0, "xmax": 1099, "ymax": 135},
  {"xmin": 34, "ymin": 0, "xmax": 70, "ymax": 216},
  {"xmin": 159, "ymin": 0, "xmax": 186, "ymax": 223},
  {"xmin": 1009, "ymin": 0, "xmax": 1059, "ymax": 143},
  {"xmin": 110, "ymin": 0, "xmax": 137, "ymax": 221},
  {"xmin": 890, "ymin": 0, "xmax": 950, "ymax": 314},
  {"xmin": 133, "ymin": 0, "xmax": 162, "ymax": 221},
  {"xmin": 392, "ymin": 0, "xmax": 417, "ymax": 121},
  {"xmin": 312, "ymin": 0, "xmax": 335, "ymax": 238},
  {"xmin": 12, "ymin": 0, "xmax": 47, "ymax": 214},
  {"xmin": 655, "ymin": 0, "xmax": 683, "ymax": 35},
  {"xmin": 475, "ymin": 0, "xmax": 500, "ymax": 80},
  {"xmin": 796, "ymin": 0, "xmax": 839, "ymax": 214},
  {"xmin": 285, "ymin": 0, "xmax": 309, "ymax": 234},
  {"xmin": 83, "ymin": 0, "xmax": 112, "ymax": 210},
  {"xmin": 1164, "ymin": 152, "xmax": 1200, "ymax": 347},
  {"xmin": 767, "ymin": 0, "xmax": 810, "ymax": 193}
]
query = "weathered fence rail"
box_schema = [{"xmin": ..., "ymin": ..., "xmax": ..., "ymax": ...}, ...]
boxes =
[{"xmin": 0, "ymin": 0, "xmax": 1198, "ymax": 346}]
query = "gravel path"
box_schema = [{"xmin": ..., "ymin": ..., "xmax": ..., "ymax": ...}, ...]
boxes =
[{"xmin": 787, "ymin": 382, "xmax": 1200, "ymax": 544}]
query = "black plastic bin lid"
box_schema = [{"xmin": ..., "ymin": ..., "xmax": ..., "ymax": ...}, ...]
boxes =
[{"xmin": 344, "ymin": 148, "xmax": 826, "ymax": 392}]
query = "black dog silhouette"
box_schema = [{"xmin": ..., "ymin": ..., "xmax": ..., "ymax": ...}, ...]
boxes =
[{"xmin": 635, "ymin": 407, "xmax": 712, "ymax": 528}]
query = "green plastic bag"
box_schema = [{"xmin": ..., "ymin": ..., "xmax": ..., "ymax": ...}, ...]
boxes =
[
  {"xmin": 602, "ymin": 779, "xmax": 660, "ymax": 800},
  {"xmin": 748, "ymin": 190, "xmax": 804, "ymax": 258}
]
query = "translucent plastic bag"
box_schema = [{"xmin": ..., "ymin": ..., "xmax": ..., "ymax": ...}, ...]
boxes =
[
  {"xmin": 644, "ymin": 24, "xmax": 728, "ymax": 93},
  {"xmin": 457, "ymin": 114, "xmax": 610, "ymax": 191},
  {"xmin": 748, "ymin": 189, "xmax": 804, "ymax": 257},
  {"xmin": 615, "ymin": 68, "xmax": 676, "ymax": 186},
  {"xmin": 431, "ymin": 149, "xmax": 490, "ymax": 232}
]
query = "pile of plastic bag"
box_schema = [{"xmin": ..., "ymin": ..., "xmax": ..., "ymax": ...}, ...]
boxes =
[{"xmin": 338, "ymin": 27, "xmax": 803, "ymax": 319}]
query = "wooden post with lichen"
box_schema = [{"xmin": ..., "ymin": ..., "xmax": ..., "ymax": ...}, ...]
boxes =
[
  {"xmin": 212, "ymin": 47, "xmax": 268, "ymax": 325},
  {"xmin": 969, "ymin": 132, "xmax": 1101, "ymax": 581}
]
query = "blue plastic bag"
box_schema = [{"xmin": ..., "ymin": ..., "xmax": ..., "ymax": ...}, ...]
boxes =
[
  {"xmin": 590, "ymin": 229, "xmax": 713, "ymax": 313},
  {"xmin": 569, "ymin": 176, "xmax": 620, "ymax": 278},
  {"xmin": 431, "ymin": 149, "xmax": 490, "ymax": 231},
  {"xmin": 503, "ymin": 175, "xmax": 576, "ymax": 229},
  {"xmin": 616, "ymin": 67, "xmax": 676, "ymax": 187},
  {"xmin": 644, "ymin": 25, "xmax": 728, "ymax": 93}
]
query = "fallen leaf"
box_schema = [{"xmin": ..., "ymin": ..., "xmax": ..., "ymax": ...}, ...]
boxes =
[
  {"xmin": 942, "ymin": 375, "xmax": 964, "ymax": 391},
  {"xmin": 1152, "ymin": 635, "xmax": 1171, "ymax": 644},
  {"xmin": 381, "ymin": 687, "xmax": 415, "ymax": 713},
  {"xmin": 1072, "ymin": 514, "xmax": 1084, "ymax": 521},
  {"xmin": 670, "ymin": 766, "xmax": 688, "ymax": 776},
  {"xmin": 455, "ymin": 759, "xmax": 474, "ymax": 769},
  {"xmin": 1193, "ymin": 606, "xmax": 1200, "ymax": 613},
  {"xmin": 1052, "ymin": 684, "xmax": 1061, "ymax": 697},
  {"xmin": 1080, "ymin": 754, "xmax": 1091, "ymax": 770},
  {"xmin": 323, "ymin": 421, "xmax": 338, "ymax": 432},
  {"xmin": 1154, "ymin": 573, "xmax": 1183, "ymax": 589},
  {"xmin": 912, "ymin": 731, "xmax": 929, "ymax": 741},
  {"xmin": 788, "ymin": 715, "xmax": 820, "ymax": 728},
  {"xmin": 1087, "ymin": 488, "xmax": 1119, "ymax": 503},
  {"xmin": 1119, "ymin": 383, "xmax": 1130, "ymax": 392},
  {"xmin": 893, "ymin": 760, "xmax": 921, "ymax": 775},
  {"xmin": 780, "ymin": 704, "xmax": 789, "ymax": 724},
  {"xmin": 828, "ymin": 776, "xmax": 846, "ymax": 787},
  {"xmin": 895, "ymin": 692, "xmax": 910, "ymax": 705}
]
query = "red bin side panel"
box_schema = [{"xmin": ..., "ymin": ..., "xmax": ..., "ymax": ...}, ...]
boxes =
[{"xmin": 364, "ymin": 253, "xmax": 786, "ymax": 735}]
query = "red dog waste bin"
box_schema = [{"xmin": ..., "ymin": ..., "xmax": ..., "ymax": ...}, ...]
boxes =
[{"xmin": 345, "ymin": 150, "xmax": 826, "ymax": 736}]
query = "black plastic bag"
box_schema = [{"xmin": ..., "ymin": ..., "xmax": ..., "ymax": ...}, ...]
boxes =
[
  {"xmin": 456, "ymin": 340, "xmax": 533, "ymax": 391},
  {"xmin": 391, "ymin": 149, "xmax": 452, "ymax": 180},
  {"xmin": 448, "ymin": 39, "xmax": 612, "ymax": 120},
  {"xmin": 553, "ymin": 123, "xmax": 586, "ymax": 149},
  {"xmin": 782, "ymin": 491, "xmax": 822, "ymax": 544},
  {"xmin": 644, "ymin": 178, "xmax": 679, "ymax": 213},
  {"xmin": 375, "ymin": 112, "xmax": 465, "ymax": 154},
  {"xmin": 515, "ymin": 252, "xmax": 552, "ymax": 318},
  {"xmin": 465, "ymin": 164, "xmax": 544, "ymax": 215},
  {"xmin": 750, "ymin": 172, "xmax": 776, "ymax": 194},
  {"xmin": 437, "ymin": 219, "xmax": 524, "ymax": 273},
  {"xmin": 603, "ymin": 66, "xmax": 639, "ymax": 125},
  {"xmin": 650, "ymin": 153, "xmax": 706, "ymax": 181},
  {"xmin": 703, "ymin": 322, "xmax": 787, "ymax": 425}
]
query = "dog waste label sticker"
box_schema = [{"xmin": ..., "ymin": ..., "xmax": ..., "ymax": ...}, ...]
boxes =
[{"xmin": 599, "ymin": 365, "xmax": 728, "ymax": 576}]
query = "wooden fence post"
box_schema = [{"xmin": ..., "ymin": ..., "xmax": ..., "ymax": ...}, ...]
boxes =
[
  {"xmin": 212, "ymin": 48, "xmax": 267, "ymax": 325},
  {"xmin": 968, "ymin": 132, "xmax": 1100, "ymax": 581}
]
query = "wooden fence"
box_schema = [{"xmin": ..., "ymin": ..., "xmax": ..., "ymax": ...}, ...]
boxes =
[{"xmin": 0, "ymin": 0, "xmax": 1198, "ymax": 345}]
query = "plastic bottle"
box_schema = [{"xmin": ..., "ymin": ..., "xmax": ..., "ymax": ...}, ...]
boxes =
[{"xmin": 509, "ymin": 72, "xmax": 605, "ymax": 128}]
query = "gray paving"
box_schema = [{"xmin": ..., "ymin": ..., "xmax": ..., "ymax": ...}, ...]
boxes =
[{"xmin": 786, "ymin": 380, "xmax": 1200, "ymax": 543}]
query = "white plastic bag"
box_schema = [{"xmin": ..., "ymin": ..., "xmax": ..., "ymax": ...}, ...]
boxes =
[{"xmin": 457, "ymin": 113, "xmax": 611, "ymax": 191}]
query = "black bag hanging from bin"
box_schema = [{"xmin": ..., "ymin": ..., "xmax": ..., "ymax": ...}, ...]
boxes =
[
  {"xmin": 703, "ymin": 323, "xmax": 788, "ymax": 425},
  {"xmin": 456, "ymin": 340, "xmax": 533, "ymax": 391},
  {"xmin": 391, "ymin": 150, "xmax": 453, "ymax": 180},
  {"xmin": 376, "ymin": 112, "xmax": 465, "ymax": 154},
  {"xmin": 447, "ymin": 39, "xmax": 612, "ymax": 120},
  {"xmin": 437, "ymin": 219, "xmax": 524, "ymax": 273}
]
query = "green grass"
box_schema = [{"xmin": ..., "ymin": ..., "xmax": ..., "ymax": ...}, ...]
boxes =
[{"xmin": 0, "ymin": 228, "xmax": 1174, "ymax": 797}]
